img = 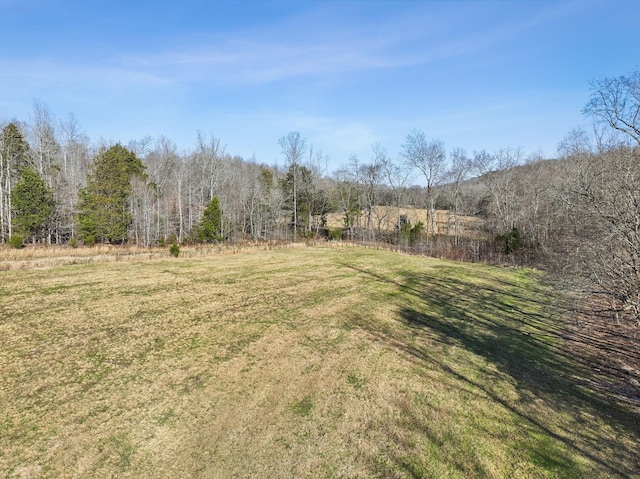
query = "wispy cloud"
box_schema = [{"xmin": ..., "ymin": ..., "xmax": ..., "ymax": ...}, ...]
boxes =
[
  {"xmin": 127, "ymin": 31, "xmax": 415, "ymax": 85},
  {"xmin": 0, "ymin": 57, "xmax": 171, "ymax": 93},
  {"xmin": 2, "ymin": 1, "xmax": 576, "ymax": 94},
  {"xmin": 121, "ymin": 0, "xmax": 575, "ymax": 88},
  {"xmin": 116, "ymin": 4, "xmax": 520, "ymax": 85}
]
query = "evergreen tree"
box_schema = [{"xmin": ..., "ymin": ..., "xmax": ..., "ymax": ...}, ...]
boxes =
[
  {"xmin": 11, "ymin": 167, "xmax": 54, "ymax": 242},
  {"xmin": 77, "ymin": 144, "xmax": 145, "ymax": 244},
  {"xmin": 1, "ymin": 123, "xmax": 31, "ymax": 175},
  {"xmin": 196, "ymin": 196, "xmax": 223, "ymax": 242},
  {"xmin": 1, "ymin": 123, "xmax": 31, "ymax": 241}
]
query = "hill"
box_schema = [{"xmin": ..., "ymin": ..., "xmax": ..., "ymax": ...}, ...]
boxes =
[{"xmin": 1, "ymin": 245, "xmax": 638, "ymax": 478}]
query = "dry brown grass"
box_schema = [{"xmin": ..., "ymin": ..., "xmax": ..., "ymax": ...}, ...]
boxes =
[
  {"xmin": 0, "ymin": 241, "xmax": 295, "ymax": 271},
  {"xmin": 1, "ymin": 246, "xmax": 638, "ymax": 478}
]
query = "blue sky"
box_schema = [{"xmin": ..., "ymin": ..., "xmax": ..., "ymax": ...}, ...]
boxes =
[{"xmin": 1, "ymin": 0, "xmax": 638, "ymax": 172}]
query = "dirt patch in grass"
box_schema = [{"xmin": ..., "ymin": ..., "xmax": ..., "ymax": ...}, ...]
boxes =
[
  {"xmin": 562, "ymin": 308, "xmax": 640, "ymax": 413},
  {"xmin": 1, "ymin": 245, "xmax": 638, "ymax": 478}
]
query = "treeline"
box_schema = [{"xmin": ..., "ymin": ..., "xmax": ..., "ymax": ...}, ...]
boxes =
[
  {"xmin": 0, "ymin": 109, "xmax": 548, "ymax": 252},
  {"xmin": 2, "ymin": 72, "xmax": 640, "ymax": 324},
  {"xmin": 0, "ymin": 109, "xmax": 487, "ymax": 250}
]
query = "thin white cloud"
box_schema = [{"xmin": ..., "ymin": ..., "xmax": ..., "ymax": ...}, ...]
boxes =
[
  {"xmin": 2, "ymin": 1, "xmax": 578, "ymax": 94},
  {"xmin": 121, "ymin": 0, "xmax": 575, "ymax": 87},
  {"xmin": 114, "ymin": 4, "xmax": 505, "ymax": 85},
  {"xmin": 127, "ymin": 32, "xmax": 414, "ymax": 85},
  {"xmin": 0, "ymin": 57, "xmax": 171, "ymax": 92}
]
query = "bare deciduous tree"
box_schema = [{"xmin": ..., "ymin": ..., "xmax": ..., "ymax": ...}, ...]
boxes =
[
  {"xmin": 401, "ymin": 129, "xmax": 446, "ymax": 237},
  {"xmin": 278, "ymin": 132, "xmax": 307, "ymax": 239},
  {"xmin": 472, "ymin": 147, "xmax": 524, "ymax": 232},
  {"xmin": 584, "ymin": 71, "xmax": 640, "ymax": 145},
  {"xmin": 30, "ymin": 101, "xmax": 60, "ymax": 189},
  {"xmin": 446, "ymin": 147, "xmax": 472, "ymax": 243},
  {"xmin": 550, "ymin": 71, "xmax": 640, "ymax": 324},
  {"xmin": 380, "ymin": 149, "xmax": 410, "ymax": 236},
  {"xmin": 554, "ymin": 143, "xmax": 640, "ymax": 323}
]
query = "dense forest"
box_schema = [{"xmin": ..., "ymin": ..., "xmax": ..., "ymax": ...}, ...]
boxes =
[{"xmin": 2, "ymin": 71, "xmax": 640, "ymax": 324}]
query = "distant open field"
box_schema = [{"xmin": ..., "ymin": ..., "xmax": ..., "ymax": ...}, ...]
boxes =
[
  {"xmin": 1, "ymin": 245, "xmax": 638, "ymax": 478},
  {"xmin": 324, "ymin": 207, "xmax": 482, "ymax": 235}
]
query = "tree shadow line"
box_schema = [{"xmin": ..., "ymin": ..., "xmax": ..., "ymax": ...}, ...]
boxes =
[{"xmin": 338, "ymin": 261, "xmax": 640, "ymax": 478}]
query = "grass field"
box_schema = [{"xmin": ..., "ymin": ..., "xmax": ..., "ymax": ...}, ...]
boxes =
[
  {"xmin": 1, "ymin": 245, "xmax": 638, "ymax": 478},
  {"xmin": 324, "ymin": 207, "xmax": 481, "ymax": 235}
]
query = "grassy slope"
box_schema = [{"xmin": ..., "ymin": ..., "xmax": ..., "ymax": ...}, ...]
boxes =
[{"xmin": 1, "ymin": 245, "xmax": 638, "ymax": 478}]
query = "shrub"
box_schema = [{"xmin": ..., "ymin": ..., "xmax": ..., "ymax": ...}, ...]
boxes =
[
  {"xmin": 169, "ymin": 241, "xmax": 180, "ymax": 257},
  {"xmin": 496, "ymin": 227, "xmax": 522, "ymax": 254},
  {"xmin": 69, "ymin": 237, "xmax": 78, "ymax": 248},
  {"xmin": 158, "ymin": 238, "xmax": 166, "ymax": 247},
  {"xmin": 83, "ymin": 235, "xmax": 96, "ymax": 247},
  {"xmin": 400, "ymin": 221, "xmax": 424, "ymax": 245},
  {"xmin": 8, "ymin": 234, "xmax": 23, "ymax": 248},
  {"xmin": 328, "ymin": 228, "xmax": 342, "ymax": 240}
]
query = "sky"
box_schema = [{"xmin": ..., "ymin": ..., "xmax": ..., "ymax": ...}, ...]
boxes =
[{"xmin": 1, "ymin": 0, "xmax": 638, "ymax": 173}]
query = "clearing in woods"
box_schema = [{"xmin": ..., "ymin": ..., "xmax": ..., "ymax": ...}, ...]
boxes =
[{"xmin": 1, "ymin": 245, "xmax": 638, "ymax": 478}]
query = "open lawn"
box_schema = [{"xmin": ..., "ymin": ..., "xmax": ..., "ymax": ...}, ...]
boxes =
[{"xmin": 1, "ymin": 245, "xmax": 638, "ymax": 478}]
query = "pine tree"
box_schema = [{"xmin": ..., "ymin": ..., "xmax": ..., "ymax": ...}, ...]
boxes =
[
  {"xmin": 197, "ymin": 196, "xmax": 223, "ymax": 242},
  {"xmin": 1, "ymin": 123, "xmax": 31, "ymax": 175},
  {"xmin": 11, "ymin": 167, "xmax": 54, "ymax": 243},
  {"xmin": 77, "ymin": 144, "xmax": 145, "ymax": 244},
  {"xmin": 1, "ymin": 123, "xmax": 31, "ymax": 241}
]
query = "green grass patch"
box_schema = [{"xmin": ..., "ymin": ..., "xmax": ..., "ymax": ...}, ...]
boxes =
[{"xmin": 290, "ymin": 395, "xmax": 315, "ymax": 417}]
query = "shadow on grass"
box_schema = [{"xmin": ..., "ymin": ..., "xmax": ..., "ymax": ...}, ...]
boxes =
[{"xmin": 340, "ymin": 261, "xmax": 640, "ymax": 478}]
